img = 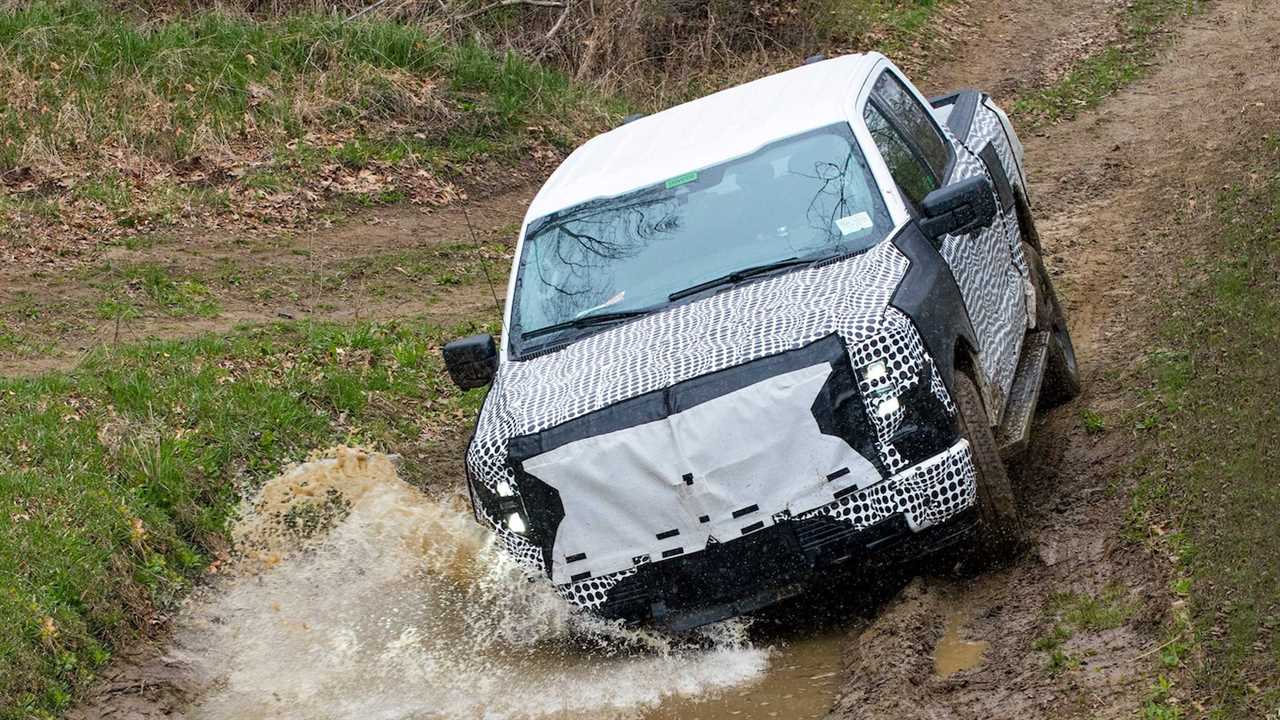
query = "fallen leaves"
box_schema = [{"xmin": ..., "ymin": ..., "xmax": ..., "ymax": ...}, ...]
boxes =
[{"xmin": 0, "ymin": 140, "xmax": 480, "ymax": 269}]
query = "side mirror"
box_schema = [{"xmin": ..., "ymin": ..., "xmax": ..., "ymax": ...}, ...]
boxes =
[
  {"xmin": 442, "ymin": 334, "xmax": 498, "ymax": 390},
  {"xmin": 918, "ymin": 176, "xmax": 998, "ymax": 241}
]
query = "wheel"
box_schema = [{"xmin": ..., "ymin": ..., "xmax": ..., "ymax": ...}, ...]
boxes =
[
  {"xmin": 1023, "ymin": 243, "xmax": 1082, "ymax": 408},
  {"xmin": 952, "ymin": 371, "xmax": 1025, "ymax": 559}
]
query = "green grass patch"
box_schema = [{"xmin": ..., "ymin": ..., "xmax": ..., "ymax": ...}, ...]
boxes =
[
  {"xmin": 0, "ymin": 0, "xmax": 598, "ymax": 167},
  {"xmin": 1081, "ymin": 408, "xmax": 1107, "ymax": 435},
  {"xmin": 0, "ymin": 323, "xmax": 26, "ymax": 353},
  {"xmin": 129, "ymin": 266, "xmax": 220, "ymax": 318},
  {"xmin": 84, "ymin": 264, "xmax": 221, "ymax": 320},
  {"xmin": 1129, "ymin": 134, "xmax": 1280, "ymax": 717},
  {"xmin": 0, "ymin": 317, "xmax": 488, "ymax": 718},
  {"xmin": 820, "ymin": 0, "xmax": 945, "ymax": 60},
  {"xmin": 1049, "ymin": 583, "xmax": 1138, "ymax": 633},
  {"xmin": 1012, "ymin": 0, "xmax": 1204, "ymax": 127},
  {"xmin": 0, "ymin": 0, "xmax": 616, "ymax": 239},
  {"xmin": 1034, "ymin": 583, "xmax": 1138, "ymax": 674}
]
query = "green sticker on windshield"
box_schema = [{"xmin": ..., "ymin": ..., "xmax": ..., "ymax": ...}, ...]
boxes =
[{"xmin": 665, "ymin": 171, "xmax": 699, "ymax": 189}]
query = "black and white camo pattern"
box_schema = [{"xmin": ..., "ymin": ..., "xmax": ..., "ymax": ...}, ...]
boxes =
[
  {"xmin": 561, "ymin": 440, "xmax": 977, "ymax": 610},
  {"xmin": 468, "ymin": 241, "xmax": 977, "ymax": 609},
  {"xmin": 935, "ymin": 103, "xmax": 1032, "ymax": 400},
  {"xmin": 468, "ymin": 94, "xmax": 1031, "ymax": 613},
  {"xmin": 802, "ymin": 440, "xmax": 975, "ymax": 531}
]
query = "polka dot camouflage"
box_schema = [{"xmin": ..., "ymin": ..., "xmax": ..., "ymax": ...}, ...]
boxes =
[
  {"xmin": 478, "ymin": 504, "xmax": 544, "ymax": 571},
  {"xmin": 559, "ymin": 441, "xmax": 978, "ymax": 611},
  {"xmin": 562, "ymin": 567, "xmax": 639, "ymax": 609},
  {"xmin": 462, "ymin": 240, "xmax": 983, "ymax": 611},
  {"xmin": 801, "ymin": 440, "xmax": 976, "ymax": 532},
  {"xmin": 464, "ymin": 99, "xmax": 1032, "ymax": 614}
]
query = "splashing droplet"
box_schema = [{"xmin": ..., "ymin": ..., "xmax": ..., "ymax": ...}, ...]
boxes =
[{"xmin": 172, "ymin": 447, "xmax": 772, "ymax": 720}]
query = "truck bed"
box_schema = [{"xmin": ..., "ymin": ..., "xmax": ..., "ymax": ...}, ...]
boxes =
[{"xmin": 930, "ymin": 89, "xmax": 984, "ymax": 142}]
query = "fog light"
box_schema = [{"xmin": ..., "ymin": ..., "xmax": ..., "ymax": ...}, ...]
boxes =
[
  {"xmin": 507, "ymin": 513, "xmax": 527, "ymax": 534},
  {"xmin": 496, "ymin": 480, "xmax": 514, "ymax": 497},
  {"xmin": 876, "ymin": 396, "xmax": 900, "ymax": 417},
  {"xmin": 864, "ymin": 360, "xmax": 888, "ymax": 382}
]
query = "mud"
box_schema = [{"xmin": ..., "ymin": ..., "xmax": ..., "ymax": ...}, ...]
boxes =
[
  {"xmin": 921, "ymin": 0, "xmax": 1127, "ymax": 102},
  {"xmin": 64, "ymin": 0, "xmax": 1280, "ymax": 716},
  {"xmin": 75, "ymin": 447, "xmax": 861, "ymax": 720},
  {"xmin": 934, "ymin": 610, "xmax": 989, "ymax": 676},
  {"xmin": 826, "ymin": 1, "xmax": 1280, "ymax": 719}
]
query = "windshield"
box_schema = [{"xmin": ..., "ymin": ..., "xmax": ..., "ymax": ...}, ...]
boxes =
[{"xmin": 510, "ymin": 123, "xmax": 893, "ymax": 353}]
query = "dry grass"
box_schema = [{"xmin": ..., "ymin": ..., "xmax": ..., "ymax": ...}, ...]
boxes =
[{"xmin": 0, "ymin": 1, "xmax": 616, "ymax": 263}]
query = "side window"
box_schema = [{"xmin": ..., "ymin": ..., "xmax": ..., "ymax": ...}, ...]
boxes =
[
  {"xmin": 871, "ymin": 71, "xmax": 952, "ymax": 182},
  {"xmin": 865, "ymin": 103, "xmax": 936, "ymax": 206}
]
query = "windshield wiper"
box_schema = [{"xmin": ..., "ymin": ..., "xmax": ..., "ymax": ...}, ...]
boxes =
[
  {"xmin": 521, "ymin": 308, "xmax": 660, "ymax": 341},
  {"xmin": 668, "ymin": 256, "xmax": 813, "ymax": 302}
]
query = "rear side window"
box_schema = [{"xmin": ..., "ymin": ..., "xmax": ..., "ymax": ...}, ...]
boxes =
[
  {"xmin": 870, "ymin": 71, "xmax": 952, "ymax": 182},
  {"xmin": 865, "ymin": 103, "xmax": 937, "ymax": 206}
]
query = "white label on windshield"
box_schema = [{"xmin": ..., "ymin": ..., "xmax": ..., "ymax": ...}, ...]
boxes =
[{"xmin": 836, "ymin": 212, "xmax": 874, "ymax": 236}]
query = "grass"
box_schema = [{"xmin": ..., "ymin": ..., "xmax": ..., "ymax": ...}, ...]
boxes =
[
  {"xmin": 1033, "ymin": 583, "xmax": 1138, "ymax": 675},
  {"xmin": 0, "ymin": 0, "xmax": 615, "ymax": 244},
  {"xmin": 0, "ymin": 1, "xmax": 593, "ymax": 168},
  {"xmin": 81, "ymin": 264, "xmax": 220, "ymax": 321},
  {"xmin": 1081, "ymin": 408, "xmax": 1107, "ymax": 435},
  {"xmin": 1011, "ymin": 0, "xmax": 1204, "ymax": 127},
  {"xmin": 821, "ymin": 0, "xmax": 944, "ymax": 55},
  {"xmin": 1128, "ymin": 133, "xmax": 1280, "ymax": 718},
  {"xmin": 0, "ymin": 317, "xmax": 490, "ymax": 719},
  {"xmin": 1144, "ymin": 675, "xmax": 1185, "ymax": 720}
]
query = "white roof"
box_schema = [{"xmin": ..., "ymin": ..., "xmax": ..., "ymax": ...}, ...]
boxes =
[{"xmin": 524, "ymin": 53, "xmax": 883, "ymax": 223}]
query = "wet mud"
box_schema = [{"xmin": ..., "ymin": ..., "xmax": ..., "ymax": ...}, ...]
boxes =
[
  {"xmin": 933, "ymin": 610, "xmax": 989, "ymax": 677},
  {"xmin": 70, "ymin": 0, "xmax": 1280, "ymax": 717},
  {"xmin": 826, "ymin": 1, "xmax": 1280, "ymax": 718},
  {"xmin": 75, "ymin": 448, "xmax": 856, "ymax": 720}
]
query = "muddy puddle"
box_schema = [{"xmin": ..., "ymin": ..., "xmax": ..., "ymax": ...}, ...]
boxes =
[
  {"xmin": 158, "ymin": 447, "xmax": 844, "ymax": 720},
  {"xmin": 933, "ymin": 611, "xmax": 989, "ymax": 676}
]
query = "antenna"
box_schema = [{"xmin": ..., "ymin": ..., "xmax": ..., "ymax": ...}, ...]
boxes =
[{"xmin": 461, "ymin": 205, "xmax": 504, "ymax": 321}]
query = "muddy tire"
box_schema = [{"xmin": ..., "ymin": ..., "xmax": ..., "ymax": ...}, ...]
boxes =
[
  {"xmin": 1023, "ymin": 243, "xmax": 1082, "ymax": 408},
  {"xmin": 952, "ymin": 372, "xmax": 1025, "ymax": 560}
]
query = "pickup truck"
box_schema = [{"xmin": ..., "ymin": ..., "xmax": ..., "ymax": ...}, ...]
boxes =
[{"xmin": 441, "ymin": 52, "xmax": 1080, "ymax": 632}]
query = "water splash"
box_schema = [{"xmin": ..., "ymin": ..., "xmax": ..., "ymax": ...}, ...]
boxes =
[{"xmin": 172, "ymin": 448, "xmax": 771, "ymax": 720}]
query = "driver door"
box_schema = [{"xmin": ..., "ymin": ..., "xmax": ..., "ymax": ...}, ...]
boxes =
[{"xmin": 861, "ymin": 68, "xmax": 1028, "ymax": 410}]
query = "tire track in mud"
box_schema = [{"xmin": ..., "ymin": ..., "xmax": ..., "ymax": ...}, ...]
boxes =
[
  {"xmin": 923, "ymin": 0, "xmax": 1127, "ymax": 101},
  {"xmin": 66, "ymin": 2, "xmax": 1280, "ymax": 717},
  {"xmin": 830, "ymin": 1, "xmax": 1280, "ymax": 718}
]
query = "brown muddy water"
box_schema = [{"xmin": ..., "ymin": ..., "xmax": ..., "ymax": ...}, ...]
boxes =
[
  {"xmin": 166, "ymin": 447, "xmax": 845, "ymax": 720},
  {"xmin": 932, "ymin": 611, "xmax": 989, "ymax": 676}
]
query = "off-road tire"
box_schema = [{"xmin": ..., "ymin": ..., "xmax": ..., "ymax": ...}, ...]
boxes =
[
  {"xmin": 952, "ymin": 371, "xmax": 1025, "ymax": 559},
  {"xmin": 1023, "ymin": 243, "xmax": 1082, "ymax": 408}
]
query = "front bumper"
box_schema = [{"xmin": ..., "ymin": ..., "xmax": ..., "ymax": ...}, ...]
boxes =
[{"xmin": 573, "ymin": 439, "xmax": 978, "ymax": 630}]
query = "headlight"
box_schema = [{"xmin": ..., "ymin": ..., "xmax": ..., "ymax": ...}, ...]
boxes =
[
  {"xmin": 876, "ymin": 395, "xmax": 900, "ymax": 417},
  {"xmin": 864, "ymin": 360, "xmax": 888, "ymax": 382},
  {"xmin": 863, "ymin": 360, "xmax": 899, "ymax": 418},
  {"xmin": 507, "ymin": 513, "xmax": 527, "ymax": 534}
]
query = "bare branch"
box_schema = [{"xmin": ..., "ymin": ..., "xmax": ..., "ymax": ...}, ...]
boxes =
[
  {"xmin": 344, "ymin": 0, "xmax": 394, "ymax": 23},
  {"xmin": 543, "ymin": 2, "xmax": 572, "ymax": 42},
  {"xmin": 454, "ymin": 0, "xmax": 565, "ymax": 22}
]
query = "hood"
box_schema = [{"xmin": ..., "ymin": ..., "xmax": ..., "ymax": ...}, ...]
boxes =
[{"xmin": 487, "ymin": 241, "xmax": 909, "ymax": 438}]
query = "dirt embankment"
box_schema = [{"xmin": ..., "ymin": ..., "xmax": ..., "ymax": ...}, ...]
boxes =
[
  {"xmin": 0, "ymin": 185, "xmax": 532, "ymax": 377},
  {"xmin": 56, "ymin": 0, "xmax": 1280, "ymax": 717},
  {"xmin": 830, "ymin": 1, "xmax": 1280, "ymax": 718}
]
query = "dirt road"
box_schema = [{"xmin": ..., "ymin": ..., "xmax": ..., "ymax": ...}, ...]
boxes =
[
  {"xmin": 60, "ymin": 0, "xmax": 1280, "ymax": 717},
  {"xmin": 829, "ymin": 1, "xmax": 1280, "ymax": 717}
]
